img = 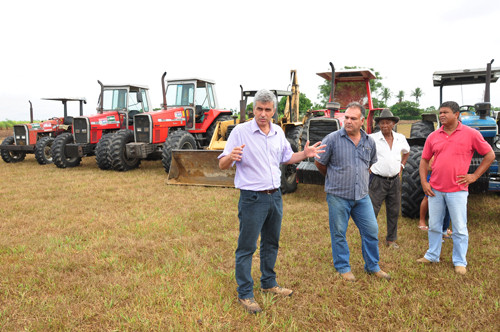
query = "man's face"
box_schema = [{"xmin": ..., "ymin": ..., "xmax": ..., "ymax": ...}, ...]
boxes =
[
  {"xmin": 254, "ymin": 101, "xmax": 275, "ymax": 128},
  {"xmin": 378, "ymin": 119, "xmax": 395, "ymax": 135},
  {"xmin": 439, "ymin": 106, "xmax": 459, "ymax": 126},
  {"xmin": 344, "ymin": 107, "xmax": 364, "ymax": 135}
]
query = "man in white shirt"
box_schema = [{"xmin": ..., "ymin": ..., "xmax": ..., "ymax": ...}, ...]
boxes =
[{"xmin": 369, "ymin": 109, "xmax": 410, "ymax": 249}]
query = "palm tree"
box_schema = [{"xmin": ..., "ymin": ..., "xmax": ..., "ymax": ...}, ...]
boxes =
[
  {"xmin": 380, "ymin": 87, "xmax": 391, "ymax": 105},
  {"xmin": 411, "ymin": 87, "xmax": 423, "ymax": 104},
  {"xmin": 397, "ymin": 90, "xmax": 405, "ymax": 103}
]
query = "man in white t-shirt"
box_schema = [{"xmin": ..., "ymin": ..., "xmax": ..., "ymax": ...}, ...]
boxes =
[{"xmin": 369, "ymin": 109, "xmax": 410, "ymax": 249}]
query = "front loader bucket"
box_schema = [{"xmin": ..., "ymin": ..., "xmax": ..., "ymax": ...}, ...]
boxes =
[{"xmin": 167, "ymin": 150, "xmax": 236, "ymax": 187}]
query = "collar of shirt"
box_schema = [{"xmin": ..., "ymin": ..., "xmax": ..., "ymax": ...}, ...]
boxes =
[
  {"xmin": 250, "ymin": 118, "xmax": 277, "ymax": 136},
  {"xmin": 437, "ymin": 121, "xmax": 463, "ymax": 134}
]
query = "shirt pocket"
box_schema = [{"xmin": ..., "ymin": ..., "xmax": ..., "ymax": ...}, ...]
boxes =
[{"xmin": 357, "ymin": 147, "xmax": 372, "ymax": 167}]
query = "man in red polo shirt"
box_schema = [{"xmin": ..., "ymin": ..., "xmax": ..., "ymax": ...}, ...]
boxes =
[{"xmin": 416, "ymin": 101, "xmax": 494, "ymax": 275}]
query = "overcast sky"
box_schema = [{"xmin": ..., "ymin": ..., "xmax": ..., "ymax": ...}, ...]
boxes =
[{"xmin": 1, "ymin": 0, "xmax": 499, "ymax": 121}]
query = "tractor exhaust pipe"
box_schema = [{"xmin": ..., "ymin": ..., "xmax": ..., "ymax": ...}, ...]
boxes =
[
  {"xmin": 484, "ymin": 59, "xmax": 494, "ymax": 103},
  {"xmin": 239, "ymin": 85, "xmax": 246, "ymax": 123},
  {"xmin": 29, "ymin": 100, "xmax": 33, "ymax": 123},
  {"xmin": 161, "ymin": 72, "xmax": 167, "ymax": 109},
  {"xmin": 97, "ymin": 80, "xmax": 104, "ymax": 114},
  {"xmin": 327, "ymin": 62, "xmax": 340, "ymax": 117},
  {"xmin": 329, "ymin": 62, "xmax": 336, "ymax": 102}
]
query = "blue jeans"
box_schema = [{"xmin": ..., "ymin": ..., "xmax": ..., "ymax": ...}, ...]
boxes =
[
  {"xmin": 326, "ymin": 194, "xmax": 381, "ymax": 274},
  {"xmin": 424, "ymin": 189, "xmax": 468, "ymax": 266},
  {"xmin": 235, "ymin": 189, "xmax": 282, "ymax": 299}
]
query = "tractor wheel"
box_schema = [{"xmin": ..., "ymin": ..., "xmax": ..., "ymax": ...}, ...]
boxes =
[
  {"xmin": 410, "ymin": 121, "xmax": 434, "ymax": 138},
  {"xmin": 110, "ymin": 129, "xmax": 141, "ymax": 171},
  {"xmin": 1, "ymin": 136, "xmax": 26, "ymax": 163},
  {"xmin": 161, "ymin": 130, "xmax": 196, "ymax": 173},
  {"xmin": 280, "ymin": 126, "xmax": 303, "ymax": 194},
  {"xmin": 206, "ymin": 114, "xmax": 233, "ymax": 146},
  {"xmin": 299, "ymin": 120, "xmax": 309, "ymax": 151},
  {"xmin": 95, "ymin": 133, "xmax": 114, "ymax": 170},
  {"xmin": 34, "ymin": 136, "xmax": 54, "ymax": 165},
  {"xmin": 467, "ymin": 157, "xmax": 489, "ymax": 194},
  {"xmin": 51, "ymin": 132, "xmax": 81, "ymax": 168},
  {"xmin": 401, "ymin": 145, "xmax": 424, "ymax": 218}
]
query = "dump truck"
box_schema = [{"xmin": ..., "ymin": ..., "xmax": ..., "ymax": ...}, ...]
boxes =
[
  {"xmin": 51, "ymin": 81, "xmax": 150, "ymax": 168},
  {"xmin": 167, "ymin": 70, "xmax": 304, "ymax": 193},
  {"xmin": 1, "ymin": 98, "xmax": 86, "ymax": 165},
  {"xmin": 401, "ymin": 60, "xmax": 500, "ymax": 218},
  {"xmin": 296, "ymin": 62, "xmax": 383, "ymax": 185},
  {"xmin": 107, "ymin": 73, "xmax": 233, "ymax": 172}
]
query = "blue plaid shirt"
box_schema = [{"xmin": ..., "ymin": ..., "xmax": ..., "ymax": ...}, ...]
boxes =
[{"xmin": 316, "ymin": 127, "xmax": 377, "ymax": 200}]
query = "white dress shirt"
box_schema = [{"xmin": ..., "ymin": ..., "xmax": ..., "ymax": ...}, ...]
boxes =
[{"xmin": 369, "ymin": 130, "xmax": 410, "ymax": 177}]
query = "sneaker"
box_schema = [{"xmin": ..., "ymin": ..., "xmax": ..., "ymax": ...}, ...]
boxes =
[
  {"xmin": 262, "ymin": 286, "xmax": 293, "ymax": 297},
  {"xmin": 386, "ymin": 241, "xmax": 400, "ymax": 249},
  {"xmin": 416, "ymin": 257, "xmax": 432, "ymax": 263},
  {"xmin": 238, "ymin": 297, "xmax": 262, "ymax": 314},
  {"xmin": 455, "ymin": 266, "xmax": 467, "ymax": 275},
  {"xmin": 371, "ymin": 270, "xmax": 391, "ymax": 280},
  {"xmin": 340, "ymin": 271, "xmax": 356, "ymax": 282}
]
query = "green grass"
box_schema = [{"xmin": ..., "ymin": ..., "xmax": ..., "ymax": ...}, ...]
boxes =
[{"xmin": 0, "ymin": 124, "xmax": 499, "ymax": 330}]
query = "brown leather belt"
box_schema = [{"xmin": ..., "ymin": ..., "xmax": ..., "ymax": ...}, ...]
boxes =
[{"xmin": 258, "ymin": 189, "xmax": 278, "ymax": 194}]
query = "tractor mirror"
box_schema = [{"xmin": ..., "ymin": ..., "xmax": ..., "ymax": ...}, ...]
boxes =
[{"xmin": 136, "ymin": 92, "xmax": 143, "ymax": 103}]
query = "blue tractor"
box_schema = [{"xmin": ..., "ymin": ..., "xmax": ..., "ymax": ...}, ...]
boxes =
[{"xmin": 401, "ymin": 60, "xmax": 500, "ymax": 218}]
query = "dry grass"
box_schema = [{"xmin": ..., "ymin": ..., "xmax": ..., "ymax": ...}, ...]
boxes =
[{"xmin": 0, "ymin": 124, "xmax": 499, "ymax": 330}]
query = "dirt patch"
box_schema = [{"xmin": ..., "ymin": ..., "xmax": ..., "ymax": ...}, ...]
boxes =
[{"xmin": 0, "ymin": 129, "xmax": 12, "ymax": 140}]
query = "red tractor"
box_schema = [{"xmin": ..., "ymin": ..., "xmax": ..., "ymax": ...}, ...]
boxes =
[
  {"xmin": 297, "ymin": 62, "xmax": 383, "ymax": 184},
  {"xmin": 107, "ymin": 72, "xmax": 233, "ymax": 171},
  {"xmin": 51, "ymin": 81, "xmax": 151, "ymax": 169},
  {"xmin": 1, "ymin": 98, "xmax": 86, "ymax": 165}
]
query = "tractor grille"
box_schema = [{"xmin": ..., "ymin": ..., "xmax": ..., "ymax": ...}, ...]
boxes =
[
  {"xmin": 134, "ymin": 114, "xmax": 152, "ymax": 143},
  {"xmin": 13, "ymin": 125, "xmax": 29, "ymax": 145},
  {"xmin": 307, "ymin": 118, "xmax": 340, "ymax": 145},
  {"xmin": 73, "ymin": 118, "xmax": 90, "ymax": 143}
]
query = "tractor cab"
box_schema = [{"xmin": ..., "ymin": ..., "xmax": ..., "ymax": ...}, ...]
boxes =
[
  {"xmin": 97, "ymin": 83, "xmax": 150, "ymax": 126},
  {"xmin": 165, "ymin": 78, "xmax": 218, "ymax": 130}
]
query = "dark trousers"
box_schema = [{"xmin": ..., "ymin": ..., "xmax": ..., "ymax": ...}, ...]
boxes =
[
  {"xmin": 235, "ymin": 189, "xmax": 282, "ymax": 299},
  {"xmin": 369, "ymin": 174, "xmax": 401, "ymax": 242}
]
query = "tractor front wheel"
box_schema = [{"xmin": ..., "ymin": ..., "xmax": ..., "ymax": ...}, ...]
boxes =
[
  {"xmin": 95, "ymin": 133, "xmax": 115, "ymax": 170},
  {"xmin": 1, "ymin": 136, "xmax": 26, "ymax": 163},
  {"xmin": 109, "ymin": 129, "xmax": 141, "ymax": 171},
  {"xmin": 162, "ymin": 130, "xmax": 196, "ymax": 173},
  {"xmin": 34, "ymin": 136, "xmax": 54, "ymax": 165},
  {"xmin": 51, "ymin": 133, "xmax": 81, "ymax": 168}
]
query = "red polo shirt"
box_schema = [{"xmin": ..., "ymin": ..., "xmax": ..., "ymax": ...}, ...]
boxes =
[{"xmin": 422, "ymin": 122, "xmax": 492, "ymax": 192}]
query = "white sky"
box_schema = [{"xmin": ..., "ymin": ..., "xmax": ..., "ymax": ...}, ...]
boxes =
[{"xmin": 1, "ymin": 0, "xmax": 499, "ymax": 121}]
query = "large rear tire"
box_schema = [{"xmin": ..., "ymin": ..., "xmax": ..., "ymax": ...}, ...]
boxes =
[
  {"xmin": 34, "ymin": 136, "xmax": 54, "ymax": 165},
  {"xmin": 52, "ymin": 132, "xmax": 81, "ymax": 168},
  {"xmin": 280, "ymin": 126, "xmax": 302, "ymax": 194},
  {"xmin": 161, "ymin": 130, "xmax": 197, "ymax": 173},
  {"xmin": 206, "ymin": 114, "xmax": 233, "ymax": 146},
  {"xmin": 410, "ymin": 121, "xmax": 434, "ymax": 138},
  {"xmin": 110, "ymin": 129, "xmax": 141, "ymax": 171},
  {"xmin": 95, "ymin": 133, "xmax": 115, "ymax": 170},
  {"xmin": 1, "ymin": 136, "xmax": 26, "ymax": 163},
  {"xmin": 401, "ymin": 145, "xmax": 424, "ymax": 218}
]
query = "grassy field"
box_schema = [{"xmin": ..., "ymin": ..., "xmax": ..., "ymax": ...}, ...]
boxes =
[{"xmin": 0, "ymin": 124, "xmax": 499, "ymax": 330}]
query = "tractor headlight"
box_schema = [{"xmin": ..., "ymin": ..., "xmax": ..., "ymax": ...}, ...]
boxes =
[{"xmin": 137, "ymin": 128, "xmax": 142, "ymax": 132}]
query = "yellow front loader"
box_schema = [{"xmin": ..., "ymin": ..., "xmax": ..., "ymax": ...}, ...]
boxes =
[{"xmin": 167, "ymin": 70, "xmax": 303, "ymax": 192}]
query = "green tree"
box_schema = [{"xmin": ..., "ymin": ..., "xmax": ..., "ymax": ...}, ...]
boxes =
[
  {"xmin": 278, "ymin": 93, "xmax": 313, "ymax": 116},
  {"xmin": 390, "ymin": 101, "xmax": 423, "ymax": 119},
  {"xmin": 411, "ymin": 87, "xmax": 423, "ymax": 104},
  {"xmin": 396, "ymin": 90, "xmax": 405, "ymax": 103},
  {"xmin": 380, "ymin": 87, "xmax": 391, "ymax": 105}
]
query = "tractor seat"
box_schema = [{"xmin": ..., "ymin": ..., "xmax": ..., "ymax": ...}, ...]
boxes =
[{"xmin": 63, "ymin": 116, "xmax": 73, "ymax": 125}]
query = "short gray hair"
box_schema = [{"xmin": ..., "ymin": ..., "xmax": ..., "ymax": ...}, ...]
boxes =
[
  {"xmin": 254, "ymin": 89, "xmax": 276, "ymax": 110},
  {"xmin": 346, "ymin": 101, "xmax": 365, "ymax": 119}
]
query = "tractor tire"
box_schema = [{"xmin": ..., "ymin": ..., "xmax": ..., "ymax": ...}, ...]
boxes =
[
  {"xmin": 401, "ymin": 145, "xmax": 424, "ymax": 218},
  {"xmin": 51, "ymin": 132, "xmax": 81, "ymax": 168},
  {"xmin": 1, "ymin": 136, "xmax": 26, "ymax": 163},
  {"xmin": 161, "ymin": 130, "xmax": 196, "ymax": 173},
  {"xmin": 95, "ymin": 133, "xmax": 114, "ymax": 170},
  {"xmin": 410, "ymin": 121, "xmax": 434, "ymax": 139},
  {"xmin": 468, "ymin": 157, "xmax": 489, "ymax": 194},
  {"xmin": 110, "ymin": 129, "xmax": 141, "ymax": 171},
  {"xmin": 299, "ymin": 120, "xmax": 309, "ymax": 151},
  {"xmin": 206, "ymin": 114, "xmax": 233, "ymax": 146},
  {"xmin": 34, "ymin": 136, "xmax": 54, "ymax": 165},
  {"xmin": 280, "ymin": 125, "xmax": 303, "ymax": 194}
]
